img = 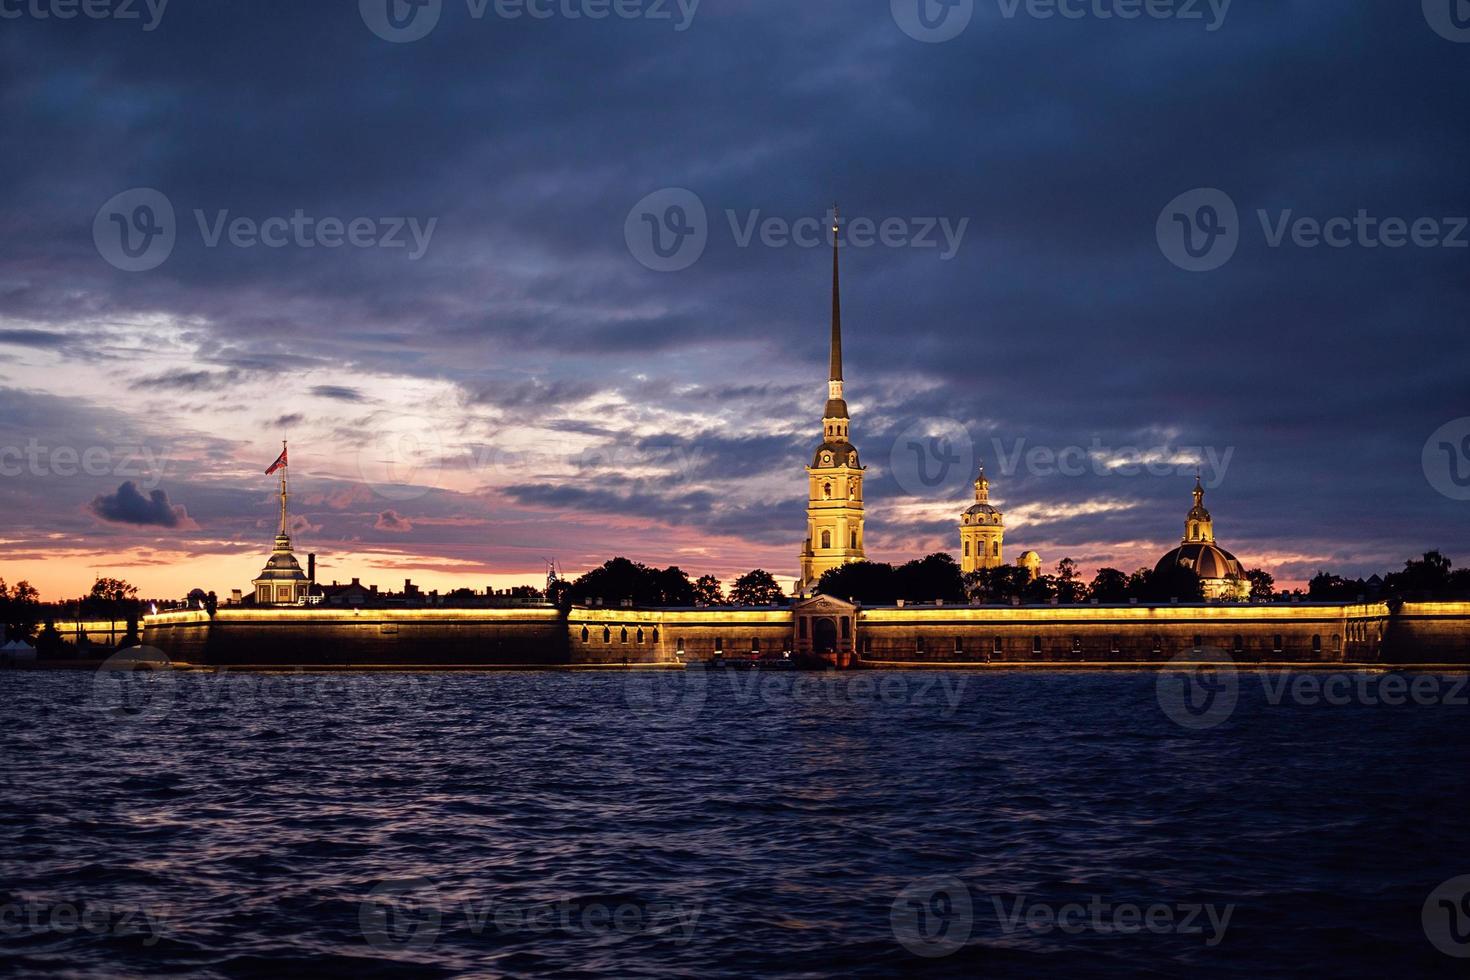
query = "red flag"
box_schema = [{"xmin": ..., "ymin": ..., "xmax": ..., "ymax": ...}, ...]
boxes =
[{"xmin": 265, "ymin": 447, "xmax": 288, "ymax": 475}]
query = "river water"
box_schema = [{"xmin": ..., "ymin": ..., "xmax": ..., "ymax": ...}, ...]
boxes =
[{"xmin": 2, "ymin": 666, "xmax": 1467, "ymax": 977}]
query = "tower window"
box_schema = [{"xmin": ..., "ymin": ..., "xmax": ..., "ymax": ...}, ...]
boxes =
[
  {"xmin": 823, "ymin": 482, "xmax": 832, "ymax": 499},
  {"xmin": 964, "ymin": 541, "xmax": 970, "ymax": 556},
  {"xmin": 850, "ymin": 531, "xmax": 858, "ymax": 549},
  {"xmin": 992, "ymin": 542, "xmax": 999, "ymax": 557},
  {"xmin": 821, "ymin": 530, "xmax": 832, "ymax": 549}
]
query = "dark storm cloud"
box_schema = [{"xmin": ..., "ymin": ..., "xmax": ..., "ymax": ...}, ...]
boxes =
[
  {"xmin": 374, "ymin": 509, "xmax": 412, "ymax": 533},
  {"xmin": 132, "ymin": 368, "xmax": 248, "ymax": 392},
  {"xmin": 310, "ymin": 385, "xmax": 366, "ymax": 402},
  {"xmin": 88, "ymin": 481, "xmax": 190, "ymax": 528},
  {"xmin": 0, "ymin": 328, "xmax": 70, "ymax": 348},
  {"xmin": 0, "ymin": 2, "xmax": 1465, "ymax": 584}
]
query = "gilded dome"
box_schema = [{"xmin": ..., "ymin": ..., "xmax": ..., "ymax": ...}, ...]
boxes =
[{"xmin": 1154, "ymin": 542, "xmax": 1245, "ymax": 582}]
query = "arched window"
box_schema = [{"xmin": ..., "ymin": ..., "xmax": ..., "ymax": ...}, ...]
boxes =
[
  {"xmin": 603, "ymin": 626, "xmax": 611, "ymax": 643},
  {"xmin": 620, "ymin": 627, "xmax": 629, "ymax": 644},
  {"xmin": 651, "ymin": 627, "xmax": 659, "ymax": 643},
  {"xmin": 636, "ymin": 627, "xmax": 644, "ymax": 644},
  {"xmin": 581, "ymin": 626, "xmax": 589, "ymax": 643},
  {"xmin": 821, "ymin": 530, "xmax": 832, "ymax": 549},
  {"xmin": 823, "ymin": 483, "xmax": 832, "ymax": 500}
]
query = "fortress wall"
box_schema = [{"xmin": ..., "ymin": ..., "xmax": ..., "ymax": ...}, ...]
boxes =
[
  {"xmin": 136, "ymin": 601, "xmax": 1469, "ymax": 667},
  {"xmin": 567, "ymin": 608, "xmax": 792, "ymax": 664},
  {"xmin": 856, "ymin": 603, "xmax": 1397, "ymax": 664},
  {"xmin": 1385, "ymin": 602, "xmax": 1470, "ymax": 664},
  {"xmin": 144, "ymin": 608, "xmax": 567, "ymax": 665}
]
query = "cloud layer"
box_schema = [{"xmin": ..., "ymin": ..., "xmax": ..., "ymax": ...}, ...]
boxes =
[{"xmin": 0, "ymin": 3, "xmax": 1466, "ymax": 598}]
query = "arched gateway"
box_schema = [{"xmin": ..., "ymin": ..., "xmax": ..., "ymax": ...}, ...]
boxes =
[{"xmin": 792, "ymin": 595, "xmax": 859, "ymax": 668}]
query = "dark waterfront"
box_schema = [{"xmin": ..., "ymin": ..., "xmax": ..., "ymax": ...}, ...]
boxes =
[{"xmin": 2, "ymin": 667, "xmax": 1468, "ymax": 978}]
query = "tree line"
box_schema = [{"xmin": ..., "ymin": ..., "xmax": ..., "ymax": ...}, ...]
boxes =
[
  {"xmin": 560, "ymin": 558, "xmax": 787, "ymax": 608},
  {"xmin": 812, "ymin": 554, "xmax": 1269, "ymax": 605},
  {"xmin": 1307, "ymin": 551, "xmax": 1470, "ymax": 601}
]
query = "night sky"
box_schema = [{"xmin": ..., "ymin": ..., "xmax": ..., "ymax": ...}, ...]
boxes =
[{"xmin": 1, "ymin": 0, "xmax": 1467, "ymax": 599}]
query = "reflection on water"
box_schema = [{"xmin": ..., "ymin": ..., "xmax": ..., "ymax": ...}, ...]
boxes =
[{"xmin": 2, "ymin": 668, "xmax": 1467, "ymax": 977}]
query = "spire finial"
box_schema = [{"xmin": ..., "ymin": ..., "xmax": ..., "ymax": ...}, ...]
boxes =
[{"xmin": 829, "ymin": 202, "xmax": 842, "ymax": 383}]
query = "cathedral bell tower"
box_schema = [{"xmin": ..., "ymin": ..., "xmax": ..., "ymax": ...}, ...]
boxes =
[
  {"xmin": 800, "ymin": 207, "xmax": 866, "ymax": 594},
  {"xmin": 959, "ymin": 463, "xmax": 1004, "ymax": 573}
]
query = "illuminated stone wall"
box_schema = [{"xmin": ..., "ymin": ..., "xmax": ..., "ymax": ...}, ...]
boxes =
[
  {"xmin": 145, "ymin": 607, "xmax": 567, "ymax": 665},
  {"xmin": 138, "ymin": 601, "xmax": 1469, "ymax": 666}
]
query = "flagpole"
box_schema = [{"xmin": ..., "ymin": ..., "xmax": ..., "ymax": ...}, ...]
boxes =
[{"xmin": 279, "ymin": 439, "xmax": 288, "ymax": 538}]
